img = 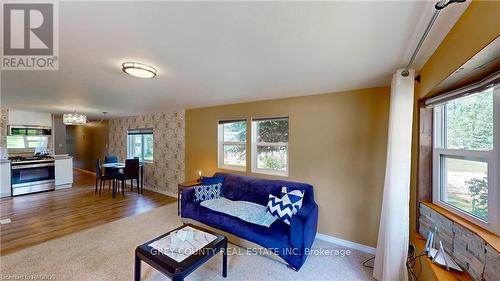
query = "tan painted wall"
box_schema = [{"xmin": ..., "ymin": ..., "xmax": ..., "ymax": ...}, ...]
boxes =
[
  {"xmin": 186, "ymin": 87, "xmax": 390, "ymax": 247},
  {"xmin": 66, "ymin": 121, "xmax": 109, "ymax": 172},
  {"xmin": 89, "ymin": 121, "xmax": 110, "ymax": 169}
]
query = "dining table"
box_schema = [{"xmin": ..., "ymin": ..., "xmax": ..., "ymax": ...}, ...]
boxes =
[{"xmin": 101, "ymin": 162, "xmax": 145, "ymax": 198}]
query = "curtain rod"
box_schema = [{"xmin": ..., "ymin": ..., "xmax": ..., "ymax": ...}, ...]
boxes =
[{"xmin": 401, "ymin": 0, "xmax": 466, "ymax": 77}]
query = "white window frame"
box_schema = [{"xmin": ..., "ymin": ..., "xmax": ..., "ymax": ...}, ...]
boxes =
[
  {"xmin": 251, "ymin": 117, "xmax": 289, "ymax": 177},
  {"xmin": 432, "ymin": 87, "xmax": 499, "ymax": 235},
  {"xmin": 127, "ymin": 129, "xmax": 154, "ymax": 163},
  {"xmin": 218, "ymin": 120, "xmax": 247, "ymax": 171}
]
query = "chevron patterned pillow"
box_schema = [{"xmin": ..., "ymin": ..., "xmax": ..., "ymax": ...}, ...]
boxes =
[
  {"xmin": 194, "ymin": 183, "xmax": 223, "ymax": 202},
  {"xmin": 281, "ymin": 186, "xmax": 305, "ymax": 215},
  {"xmin": 267, "ymin": 194, "xmax": 295, "ymax": 225}
]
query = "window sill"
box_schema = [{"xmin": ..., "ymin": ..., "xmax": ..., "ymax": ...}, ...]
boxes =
[
  {"xmin": 218, "ymin": 165, "xmax": 246, "ymax": 172},
  {"xmin": 411, "ymin": 231, "xmax": 472, "ymax": 281},
  {"xmin": 421, "ymin": 202, "xmax": 500, "ymax": 252},
  {"xmin": 251, "ymin": 168, "xmax": 288, "ymax": 177}
]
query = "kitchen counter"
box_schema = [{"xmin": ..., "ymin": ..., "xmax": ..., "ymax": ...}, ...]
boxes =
[
  {"xmin": 53, "ymin": 155, "xmax": 73, "ymax": 160},
  {"xmin": 1, "ymin": 161, "xmax": 12, "ymax": 197},
  {"xmin": 55, "ymin": 157, "xmax": 73, "ymax": 189}
]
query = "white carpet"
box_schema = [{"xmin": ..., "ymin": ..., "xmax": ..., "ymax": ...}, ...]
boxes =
[{"xmin": 0, "ymin": 203, "xmax": 375, "ymax": 281}]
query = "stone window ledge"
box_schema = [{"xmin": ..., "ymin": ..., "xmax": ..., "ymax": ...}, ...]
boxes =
[{"xmin": 421, "ymin": 202, "xmax": 500, "ymax": 252}]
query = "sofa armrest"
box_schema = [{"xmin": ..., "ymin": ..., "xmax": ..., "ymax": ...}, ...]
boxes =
[
  {"xmin": 290, "ymin": 203, "xmax": 318, "ymax": 251},
  {"xmin": 180, "ymin": 187, "xmax": 196, "ymax": 214}
]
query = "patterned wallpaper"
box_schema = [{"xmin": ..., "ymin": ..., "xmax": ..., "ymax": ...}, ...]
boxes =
[
  {"xmin": 108, "ymin": 111, "xmax": 185, "ymax": 195},
  {"xmin": 0, "ymin": 108, "xmax": 9, "ymax": 148}
]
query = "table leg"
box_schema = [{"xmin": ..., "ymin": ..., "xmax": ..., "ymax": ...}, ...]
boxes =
[
  {"xmin": 134, "ymin": 254, "xmax": 141, "ymax": 281},
  {"xmin": 222, "ymin": 242, "xmax": 227, "ymax": 278},
  {"xmin": 172, "ymin": 275, "xmax": 184, "ymax": 281},
  {"xmin": 141, "ymin": 166, "xmax": 144, "ymax": 194}
]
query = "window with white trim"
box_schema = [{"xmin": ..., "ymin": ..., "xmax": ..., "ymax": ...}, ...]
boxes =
[
  {"xmin": 6, "ymin": 136, "xmax": 48, "ymax": 150},
  {"xmin": 218, "ymin": 120, "xmax": 247, "ymax": 171},
  {"xmin": 127, "ymin": 128, "xmax": 153, "ymax": 162},
  {"xmin": 432, "ymin": 85, "xmax": 499, "ymax": 234},
  {"xmin": 252, "ymin": 117, "xmax": 289, "ymax": 176}
]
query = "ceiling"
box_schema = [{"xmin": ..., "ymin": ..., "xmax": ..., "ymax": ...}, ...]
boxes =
[{"xmin": 1, "ymin": 1, "xmax": 470, "ymax": 119}]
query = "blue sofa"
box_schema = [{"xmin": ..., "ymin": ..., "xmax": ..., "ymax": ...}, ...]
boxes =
[{"xmin": 181, "ymin": 172, "xmax": 318, "ymax": 270}]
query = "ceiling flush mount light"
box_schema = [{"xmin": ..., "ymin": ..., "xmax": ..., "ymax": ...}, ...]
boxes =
[
  {"xmin": 122, "ymin": 62, "xmax": 157, "ymax": 79},
  {"xmin": 63, "ymin": 113, "xmax": 87, "ymax": 125}
]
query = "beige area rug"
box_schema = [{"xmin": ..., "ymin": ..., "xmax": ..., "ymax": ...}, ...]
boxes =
[{"xmin": 0, "ymin": 202, "xmax": 375, "ymax": 281}]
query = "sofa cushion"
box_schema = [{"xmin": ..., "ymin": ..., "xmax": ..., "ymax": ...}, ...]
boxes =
[
  {"xmin": 194, "ymin": 183, "xmax": 223, "ymax": 202},
  {"xmin": 214, "ymin": 172, "xmax": 315, "ymax": 206},
  {"xmin": 281, "ymin": 186, "xmax": 305, "ymax": 215},
  {"xmin": 267, "ymin": 194, "xmax": 295, "ymax": 225},
  {"xmin": 182, "ymin": 201, "xmax": 292, "ymax": 251},
  {"xmin": 200, "ymin": 197, "xmax": 277, "ymax": 227},
  {"xmin": 202, "ymin": 176, "xmax": 224, "ymax": 185}
]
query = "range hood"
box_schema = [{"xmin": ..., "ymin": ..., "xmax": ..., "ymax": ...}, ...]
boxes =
[{"xmin": 8, "ymin": 125, "xmax": 52, "ymax": 136}]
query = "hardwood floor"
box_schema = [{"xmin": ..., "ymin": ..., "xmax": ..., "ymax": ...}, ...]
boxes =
[{"xmin": 0, "ymin": 169, "xmax": 176, "ymax": 256}]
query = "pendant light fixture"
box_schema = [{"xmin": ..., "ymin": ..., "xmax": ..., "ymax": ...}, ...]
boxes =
[{"xmin": 63, "ymin": 112, "xmax": 87, "ymax": 125}]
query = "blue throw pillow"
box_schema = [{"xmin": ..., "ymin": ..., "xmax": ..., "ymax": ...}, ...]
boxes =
[
  {"xmin": 202, "ymin": 176, "xmax": 224, "ymax": 185},
  {"xmin": 267, "ymin": 194, "xmax": 294, "ymax": 225},
  {"xmin": 281, "ymin": 186, "xmax": 305, "ymax": 215},
  {"xmin": 194, "ymin": 183, "xmax": 223, "ymax": 202}
]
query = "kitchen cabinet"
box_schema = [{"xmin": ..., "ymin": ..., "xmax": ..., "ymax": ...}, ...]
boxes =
[
  {"xmin": 0, "ymin": 161, "xmax": 11, "ymax": 197},
  {"xmin": 8, "ymin": 109, "xmax": 52, "ymax": 127},
  {"xmin": 55, "ymin": 157, "xmax": 73, "ymax": 189}
]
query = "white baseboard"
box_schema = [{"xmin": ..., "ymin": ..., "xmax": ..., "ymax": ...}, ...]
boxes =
[
  {"xmin": 0, "ymin": 192, "xmax": 11, "ymax": 198},
  {"xmin": 149, "ymin": 187, "xmax": 177, "ymax": 198},
  {"xmin": 122, "ymin": 182, "xmax": 177, "ymax": 198},
  {"xmin": 55, "ymin": 183, "xmax": 72, "ymax": 190},
  {"xmin": 316, "ymin": 232, "xmax": 376, "ymax": 255},
  {"xmin": 74, "ymin": 168, "xmax": 95, "ymax": 176}
]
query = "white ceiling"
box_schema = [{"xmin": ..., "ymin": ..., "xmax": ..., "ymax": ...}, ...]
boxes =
[{"xmin": 1, "ymin": 1, "xmax": 469, "ymax": 119}]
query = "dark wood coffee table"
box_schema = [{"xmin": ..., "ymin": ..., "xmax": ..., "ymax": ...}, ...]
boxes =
[{"xmin": 135, "ymin": 224, "xmax": 228, "ymax": 281}]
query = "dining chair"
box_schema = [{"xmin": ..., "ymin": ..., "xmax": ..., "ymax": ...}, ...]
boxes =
[
  {"xmin": 114, "ymin": 159, "xmax": 140, "ymax": 197},
  {"xmin": 104, "ymin": 155, "xmax": 119, "ymax": 184},
  {"xmin": 104, "ymin": 155, "xmax": 118, "ymax": 163},
  {"xmin": 95, "ymin": 160, "xmax": 113, "ymax": 196}
]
